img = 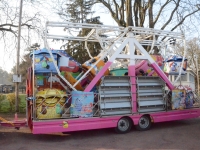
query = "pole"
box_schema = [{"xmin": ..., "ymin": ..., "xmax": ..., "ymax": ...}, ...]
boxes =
[
  {"xmin": 15, "ymin": 0, "xmax": 23, "ymax": 112},
  {"xmin": 196, "ymin": 56, "xmax": 199, "ymax": 94}
]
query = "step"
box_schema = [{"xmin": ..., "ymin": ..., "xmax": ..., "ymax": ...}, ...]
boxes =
[
  {"xmin": 137, "ymin": 87, "xmax": 164, "ymax": 93},
  {"xmin": 101, "ymin": 108, "xmax": 131, "ymax": 116},
  {"xmin": 137, "ymin": 82, "xmax": 164, "ymax": 87},
  {"xmin": 100, "ymin": 101, "xmax": 131, "ymax": 109},
  {"xmin": 100, "ymin": 87, "xmax": 131, "ymax": 94},
  {"xmin": 138, "ymin": 100, "xmax": 165, "ymax": 107},
  {"xmin": 101, "ymin": 97, "xmax": 131, "ymax": 102},
  {"xmin": 101, "ymin": 82, "xmax": 130, "ymax": 87},
  {"xmin": 101, "ymin": 76, "xmax": 130, "ymax": 87},
  {"xmin": 137, "ymin": 95, "xmax": 163, "ymax": 101},
  {"xmin": 138, "ymin": 106, "xmax": 165, "ymax": 113},
  {"xmin": 137, "ymin": 92, "xmax": 163, "ymax": 96},
  {"xmin": 100, "ymin": 93, "xmax": 131, "ymax": 98},
  {"xmin": 137, "ymin": 76, "xmax": 165, "ymax": 87}
]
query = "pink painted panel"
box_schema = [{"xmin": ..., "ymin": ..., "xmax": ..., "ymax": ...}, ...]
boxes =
[
  {"xmin": 151, "ymin": 109, "xmax": 200, "ymax": 123},
  {"xmin": 151, "ymin": 63, "xmax": 174, "ymax": 90},
  {"xmin": 32, "ymin": 108, "xmax": 200, "ymax": 134},
  {"xmin": 32, "ymin": 116, "xmax": 121, "ymax": 134},
  {"xmin": 128, "ymin": 65, "xmax": 137, "ymax": 113},
  {"xmin": 130, "ymin": 109, "xmax": 200, "ymax": 125},
  {"xmin": 84, "ymin": 61, "xmax": 112, "ymax": 92}
]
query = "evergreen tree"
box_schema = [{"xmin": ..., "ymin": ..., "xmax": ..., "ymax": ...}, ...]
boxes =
[
  {"xmin": 65, "ymin": 0, "xmax": 94, "ymax": 23},
  {"xmin": 58, "ymin": 0, "xmax": 102, "ymax": 63},
  {"xmin": 65, "ymin": 18, "xmax": 103, "ymax": 64}
]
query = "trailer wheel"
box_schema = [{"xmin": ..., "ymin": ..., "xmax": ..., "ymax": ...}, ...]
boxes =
[
  {"xmin": 115, "ymin": 117, "xmax": 132, "ymax": 134},
  {"xmin": 136, "ymin": 115, "xmax": 151, "ymax": 131}
]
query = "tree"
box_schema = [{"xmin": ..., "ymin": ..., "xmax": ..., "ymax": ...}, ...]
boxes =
[
  {"xmin": 0, "ymin": 0, "xmax": 45, "ymax": 75},
  {"xmin": 96, "ymin": 0, "xmax": 200, "ymax": 30},
  {"xmin": 0, "ymin": 68, "xmax": 10, "ymax": 84},
  {"xmin": 173, "ymin": 38, "xmax": 200, "ymax": 92},
  {"xmin": 173, "ymin": 38, "xmax": 200, "ymax": 70},
  {"xmin": 93, "ymin": 0, "xmax": 200, "ymax": 54},
  {"xmin": 64, "ymin": 18, "xmax": 103, "ymax": 63},
  {"xmin": 56, "ymin": 0, "xmax": 102, "ymax": 63},
  {"xmin": 0, "ymin": 0, "xmax": 42, "ymax": 40},
  {"xmin": 58, "ymin": 0, "xmax": 94, "ymax": 23}
]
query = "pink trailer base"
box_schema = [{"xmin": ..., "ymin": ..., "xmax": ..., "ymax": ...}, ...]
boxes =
[
  {"xmin": 0, "ymin": 119, "xmax": 26, "ymax": 129},
  {"xmin": 32, "ymin": 108, "xmax": 200, "ymax": 134}
]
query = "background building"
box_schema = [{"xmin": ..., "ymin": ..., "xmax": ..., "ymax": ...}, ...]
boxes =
[{"xmin": 169, "ymin": 68, "xmax": 196, "ymax": 91}]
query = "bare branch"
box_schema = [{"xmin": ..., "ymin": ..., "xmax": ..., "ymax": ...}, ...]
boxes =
[
  {"xmin": 0, "ymin": 28, "xmax": 17, "ymax": 37},
  {"xmin": 153, "ymin": 0, "xmax": 172, "ymax": 25},
  {"xmin": 161, "ymin": 0, "xmax": 181, "ymax": 30},
  {"xmin": 97, "ymin": 0, "xmax": 125, "ymax": 26},
  {"xmin": 133, "ymin": 0, "xmax": 139, "ymax": 26},
  {"xmin": 148, "ymin": 0, "xmax": 156, "ymax": 28},
  {"xmin": 171, "ymin": 8, "xmax": 200, "ymax": 31},
  {"xmin": 113, "ymin": 0, "xmax": 119, "ymax": 19}
]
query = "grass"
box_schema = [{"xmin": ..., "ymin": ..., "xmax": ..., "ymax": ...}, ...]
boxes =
[{"xmin": 0, "ymin": 94, "xmax": 26, "ymax": 113}]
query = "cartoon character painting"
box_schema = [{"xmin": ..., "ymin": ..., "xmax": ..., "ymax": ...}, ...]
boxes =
[
  {"xmin": 41, "ymin": 54, "xmax": 50, "ymax": 69},
  {"xmin": 74, "ymin": 98, "xmax": 83, "ymax": 111},
  {"xmin": 185, "ymin": 92, "xmax": 194, "ymax": 108},
  {"xmin": 164, "ymin": 55, "xmax": 187, "ymax": 75},
  {"xmin": 56, "ymin": 103, "xmax": 63, "ymax": 114},
  {"xmin": 81, "ymin": 103, "xmax": 93, "ymax": 114},
  {"xmin": 31, "ymin": 49, "xmax": 58, "ymax": 73},
  {"xmin": 179, "ymin": 91, "xmax": 186, "ymax": 109},
  {"xmin": 171, "ymin": 62, "xmax": 177, "ymax": 72},
  {"xmin": 70, "ymin": 91, "xmax": 94, "ymax": 118},
  {"xmin": 172, "ymin": 90, "xmax": 186, "ymax": 110}
]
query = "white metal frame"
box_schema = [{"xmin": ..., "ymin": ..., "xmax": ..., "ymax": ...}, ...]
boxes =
[{"xmin": 41, "ymin": 21, "xmax": 185, "ymax": 92}]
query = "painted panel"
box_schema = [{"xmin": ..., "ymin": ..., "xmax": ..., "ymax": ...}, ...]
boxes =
[
  {"xmin": 164, "ymin": 55, "xmax": 187, "ymax": 75},
  {"xmin": 70, "ymin": 91, "xmax": 94, "ymax": 118},
  {"xmin": 172, "ymin": 89, "xmax": 186, "ymax": 110}
]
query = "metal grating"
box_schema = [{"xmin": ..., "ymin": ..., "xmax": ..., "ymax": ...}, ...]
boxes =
[
  {"xmin": 137, "ymin": 76, "xmax": 166, "ymax": 113},
  {"xmin": 99, "ymin": 76, "xmax": 132, "ymax": 116}
]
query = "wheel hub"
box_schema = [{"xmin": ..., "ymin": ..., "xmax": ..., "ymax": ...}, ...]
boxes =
[
  {"xmin": 118, "ymin": 119, "xmax": 129, "ymax": 131},
  {"xmin": 139, "ymin": 117, "xmax": 149, "ymax": 128},
  {"xmin": 120, "ymin": 121, "xmax": 125, "ymax": 127},
  {"xmin": 140, "ymin": 119, "xmax": 146, "ymax": 125}
]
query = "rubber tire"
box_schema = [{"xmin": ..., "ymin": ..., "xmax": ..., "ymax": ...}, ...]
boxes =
[
  {"xmin": 136, "ymin": 115, "xmax": 151, "ymax": 131},
  {"xmin": 115, "ymin": 117, "xmax": 132, "ymax": 134}
]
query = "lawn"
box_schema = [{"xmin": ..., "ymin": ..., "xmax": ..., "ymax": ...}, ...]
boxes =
[{"xmin": 0, "ymin": 94, "xmax": 26, "ymax": 113}]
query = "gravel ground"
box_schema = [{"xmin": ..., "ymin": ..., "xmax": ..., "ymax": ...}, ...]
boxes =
[{"xmin": 1, "ymin": 113, "xmax": 200, "ymax": 150}]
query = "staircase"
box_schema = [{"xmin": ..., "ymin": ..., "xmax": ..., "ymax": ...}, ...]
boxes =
[
  {"xmin": 99, "ymin": 76, "xmax": 132, "ymax": 116},
  {"xmin": 137, "ymin": 76, "xmax": 166, "ymax": 113}
]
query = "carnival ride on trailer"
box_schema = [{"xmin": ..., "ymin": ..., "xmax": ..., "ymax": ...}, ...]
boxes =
[{"xmin": 1, "ymin": 22, "xmax": 200, "ymax": 134}]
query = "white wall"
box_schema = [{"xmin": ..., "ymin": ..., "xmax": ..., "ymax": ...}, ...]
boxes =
[{"xmin": 169, "ymin": 71, "xmax": 196, "ymax": 91}]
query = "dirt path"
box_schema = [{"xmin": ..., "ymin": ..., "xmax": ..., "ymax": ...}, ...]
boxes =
[{"xmin": 1, "ymin": 114, "xmax": 200, "ymax": 150}]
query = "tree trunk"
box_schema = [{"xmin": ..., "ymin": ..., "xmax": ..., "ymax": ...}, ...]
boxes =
[
  {"xmin": 148, "ymin": 0, "xmax": 154, "ymax": 28},
  {"xmin": 133, "ymin": 1, "xmax": 139, "ymax": 27},
  {"xmin": 126, "ymin": 0, "xmax": 133, "ymax": 26}
]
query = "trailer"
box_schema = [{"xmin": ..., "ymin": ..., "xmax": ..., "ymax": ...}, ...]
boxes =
[{"xmin": 1, "ymin": 22, "xmax": 200, "ymax": 134}]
